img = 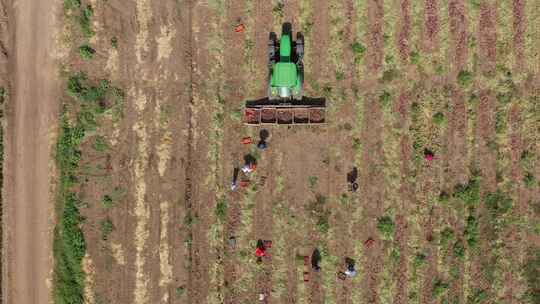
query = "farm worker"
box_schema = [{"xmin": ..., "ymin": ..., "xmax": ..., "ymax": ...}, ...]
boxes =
[
  {"xmin": 364, "ymin": 237, "xmax": 375, "ymax": 248},
  {"xmin": 424, "ymin": 148, "xmax": 434, "ymax": 161},
  {"xmin": 255, "ymin": 239, "xmax": 266, "ymax": 258},
  {"xmin": 257, "ymin": 140, "xmax": 268, "ymax": 150},
  {"xmin": 311, "ymin": 248, "xmax": 321, "ymax": 272},
  {"xmin": 344, "ymin": 257, "xmax": 357, "ymax": 278},
  {"xmin": 234, "ymin": 23, "xmax": 245, "ymax": 33},
  {"xmin": 228, "ymin": 236, "xmax": 236, "ymax": 249},
  {"xmin": 231, "ymin": 167, "xmax": 240, "ymax": 190},
  {"xmin": 241, "ymin": 163, "xmax": 256, "ymax": 174}
]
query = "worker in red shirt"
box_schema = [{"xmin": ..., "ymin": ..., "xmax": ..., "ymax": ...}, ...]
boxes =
[{"xmin": 255, "ymin": 239, "xmax": 271, "ymax": 262}]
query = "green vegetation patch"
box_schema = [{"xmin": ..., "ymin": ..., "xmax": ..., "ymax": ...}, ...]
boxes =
[
  {"xmin": 78, "ymin": 5, "xmax": 95, "ymax": 38},
  {"xmin": 99, "ymin": 218, "xmax": 114, "ymax": 241},
  {"xmin": 432, "ymin": 279, "xmax": 449, "ymax": 298},
  {"xmin": 453, "ymin": 174, "xmax": 481, "ymax": 207},
  {"xmin": 457, "ymin": 70, "xmax": 473, "ymax": 87},
  {"xmin": 215, "ymin": 197, "xmax": 227, "ymax": 223},
  {"xmin": 306, "ymin": 194, "xmax": 330, "ymax": 234},
  {"xmin": 485, "ymin": 190, "xmax": 512, "ymax": 219},
  {"xmin": 78, "ymin": 44, "xmax": 95, "ymax": 60},
  {"xmin": 54, "ymin": 71, "xmax": 123, "ymax": 303},
  {"xmin": 53, "ymin": 114, "xmax": 87, "ymax": 304},
  {"xmin": 464, "ymin": 215, "xmax": 479, "ymax": 248},
  {"xmin": 376, "ymin": 215, "xmax": 395, "ymax": 240}
]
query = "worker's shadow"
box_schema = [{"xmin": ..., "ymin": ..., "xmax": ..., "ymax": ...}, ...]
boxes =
[{"xmin": 347, "ymin": 167, "xmax": 358, "ymax": 183}]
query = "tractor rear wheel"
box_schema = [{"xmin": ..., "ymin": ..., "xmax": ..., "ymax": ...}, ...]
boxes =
[{"xmin": 295, "ymin": 32, "xmax": 304, "ymax": 60}]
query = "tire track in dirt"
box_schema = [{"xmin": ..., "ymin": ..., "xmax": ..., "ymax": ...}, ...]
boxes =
[
  {"xmin": 2, "ymin": 0, "xmax": 59, "ymax": 303},
  {"xmin": 271, "ymin": 5, "xmax": 304, "ymax": 303},
  {"xmin": 512, "ymin": 0, "xmax": 526, "ymax": 72}
]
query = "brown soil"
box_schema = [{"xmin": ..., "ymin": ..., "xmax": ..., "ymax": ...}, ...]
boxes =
[
  {"xmin": 448, "ymin": 0, "xmax": 468, "ymax": 74},
  {"xmin": 423, "ymin": 0, "xmax": 440, "ymax": 52},
  {"xmin": 397, "ymin": 0, "xmax": 412, "ymax": 62},
  {"xmin": 366, "ymin": 0, "xmax": 384, "ymax": 74},
  {"xmin": 478, "ymin": 2, "xmax": 497, "ymax": 74},
  {"xmin": 2, "ymin": 0, "xmax": 59, "ymax": 304},
  {"xmin": 512, "ymin": 0, "xmax": 526, "ymax": 72},
  {"xmin": 393, "ymin": 92, "xmax": 413, "ymax": 304},
  {"xmin": 5, "ymin": 1, "xmax": 539, "ymax": 304}
]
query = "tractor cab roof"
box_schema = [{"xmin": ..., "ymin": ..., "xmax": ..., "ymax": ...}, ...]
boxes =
[{"xmin": 271, "ymin": 62, "xmax": 297, "ymax": 88}]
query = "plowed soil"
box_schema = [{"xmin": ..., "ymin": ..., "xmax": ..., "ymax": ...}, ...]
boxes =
[{"xmin": 2, "ymin": 1, "xmax": 540, "ymax": 304}]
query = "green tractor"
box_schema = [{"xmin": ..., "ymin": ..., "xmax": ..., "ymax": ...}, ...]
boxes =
[
  {"xmin": 268, "ymin": 31, "xmax": 304, "ymax": 100},
  {"xmin": 244, "ymin": 24, "xmax": 325, "ymax": 125}
]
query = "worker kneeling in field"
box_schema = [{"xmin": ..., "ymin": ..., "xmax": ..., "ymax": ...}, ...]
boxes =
[
  {"xmin": 255, "ymin": 239, "xmax": 272, "ymax": 262},
  {"xmin": 338, "ymin": 257, "xmax": 357, "ymax": 279}
]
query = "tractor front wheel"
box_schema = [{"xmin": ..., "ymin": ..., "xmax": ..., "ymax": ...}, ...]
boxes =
[
  {"xmin": 295, "ymin": 32, "xmax": 304, "ymax": 61},
  {"xmin": 268, "ymin": 32, "xmax": 277, "ymax": 66}
]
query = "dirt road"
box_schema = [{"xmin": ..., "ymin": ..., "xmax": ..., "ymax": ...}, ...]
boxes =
[{"xmin": 3, "ymin": 0, "xmax": 59, "ymax": 303}]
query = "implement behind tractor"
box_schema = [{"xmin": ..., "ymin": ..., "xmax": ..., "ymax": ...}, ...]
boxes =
[{"xmin": 244, "ymin": 23, "xmax": 326, "ymax": 125}]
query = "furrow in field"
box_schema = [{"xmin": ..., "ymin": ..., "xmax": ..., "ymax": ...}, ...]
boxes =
[
  {"xmin": 512, "ymin": 0, "xmax": 526, "ymax": 72},
  {"xmin": 205, "ymin": 3, "xmax": 228, "ymax": 304},
  {"xmin": 324, "ymin": 1, "xmax": 359, "ymax": 303},
  {"xmin": 478, "ymin": 1, "xmax": 497, "ymax": 74},
  {"xmin": 443, "ymin": 2, "xmax": 471, "ymax": 302},
  {"xmin": 527, "ymin": 0, "xmax": 540, "ymax": 76},
  {"xmin": 129, "ymin": 1, "xmax": 156, "ymax": 303},
  {"xmin": 502, "ymin": 103, "xmax": 524, "ymax": 304},
  {"xmin": 300, "ymin": 2, "xmax": 332, "ymax": 304},
  {"xmin": 379, "ymin": 2, "xmax": 404, "ymax": 303},
  {"xmin": 447, "ymin": 0, "xmax": 469, "ymax": 187},
  {"xmin": 350, "ymin": 2, "xmax": 367, "ymax": 302},
  {"xmin": 423, "ymin": 0, "xmax": 439, "ymax": 53},
  {"xmin": 397, "ymin": 0, "xmax": 411, "ymax": 63},
  {"xmin": 474, "ymin": 3, "xmax": 516, "ymax": 302},
  {"xmin": 448, "ymin": 0, "xmax": 468, "ymax": 76},
  {"xmin": 221, "ymin": 1, "xmax": 251, "ymax": 303},
  {"xmin": 393, "ymin": 91, "xmax": 413, "ymax": 304},
  {"xmin": 185, "ymin": 2, "xmax": 220, "ymax": 303},
  {"xmin": 275, "ymin": 4, "xmax": 306, "ymax": 302},
  {"xmin": 358, "ymin": 1, "xmax": 386, "ymax": 303},
  {"xmin": 366, "ymin": 0, "xmax": 384, "ymax": 74}
]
